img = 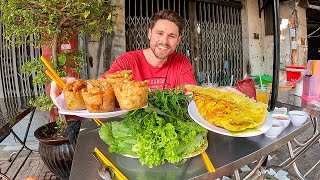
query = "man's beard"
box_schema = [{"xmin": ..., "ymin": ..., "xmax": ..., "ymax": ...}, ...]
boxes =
[{"xmin": 151, "ymin": 44, "xmax": 173, "ymax": 60}]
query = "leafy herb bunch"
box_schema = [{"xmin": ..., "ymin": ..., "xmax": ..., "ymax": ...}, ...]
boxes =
[{"xmin": 99, "ymin": 89, "xmax": 208, "ymax": 168}]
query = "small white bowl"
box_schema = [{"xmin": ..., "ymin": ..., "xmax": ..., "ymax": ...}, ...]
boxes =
[
  {"xmin": 271, "ymin": 114, "xmax": 291, "ymax": 128},
  {"xmin": 288, "ymin": 111, "xmax": 308, "ymax": 126},
  {"xmin": 264, "ymin": 120, "xmax": 284, "ymax": 138}
]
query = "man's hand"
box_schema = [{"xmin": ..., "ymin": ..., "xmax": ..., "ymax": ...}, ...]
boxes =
[{"xmin": 50, "ymin": 77, "xmax": 77, "ymax": 100}]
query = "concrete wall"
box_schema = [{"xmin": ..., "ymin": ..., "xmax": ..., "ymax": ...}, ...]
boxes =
[
  {"xmin": 108, "ymin": 0, "xmax": 126, "ymax": 66},
  {"xmin": 278, "ymin": 2, "xmax": 307, "ymax": 67},
  {"xmin": 296, "ymin": 5, "xmax": 308, "ymax": 65},
  {"xmin": 85, "ymin": 0, "xmax": 126, "ymax": 78},
  {"xmin": 242, "ymin": 0, "xmax": 265, "ymax": 76},
  {"xmin": 242, "ymin": 0, "xmax": 308, "ymax": 79},
  {"xmin": 241, "ymin": 1, "xmax": 250, "ymax": 77},
  {"xmin": 278, "ymin": 3, "xmax": 291, "ymax": 69}
]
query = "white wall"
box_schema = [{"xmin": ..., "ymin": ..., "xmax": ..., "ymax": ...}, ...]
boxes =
[
  {"xmin": 242, "ymin": 0, "xmax": 265, "ymax": 76},
  {"xmin": 243, "ymin": 0, "xmax": 308, "ymax": 78}
]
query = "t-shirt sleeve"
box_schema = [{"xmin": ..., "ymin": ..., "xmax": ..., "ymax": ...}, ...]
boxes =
[
  {"xmin": 100, "ymin": 53, "xmax": 132, "ymax": 78},
  {"xmin": 177, "ymin": 57, "xmax": 198, "ymax": 86}
]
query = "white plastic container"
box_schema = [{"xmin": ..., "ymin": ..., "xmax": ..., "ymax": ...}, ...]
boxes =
[{"xmin": 294, "ymin": 79, "xmax": 303, "ymax": 96}]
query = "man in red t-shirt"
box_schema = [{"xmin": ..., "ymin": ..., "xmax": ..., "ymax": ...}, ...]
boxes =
[
  {"xmin": 50, "ymin": 9, "xmax": 197, "ymax": 99},
  {"xmin": 101, "ymin": 10, "xmax": 197, "ymax": 91},
  {"xmin": 100, "ymin": 50, "xmax": 196, "ymax": 91},
  {"xmin": 50, "ymin": 10, "xmax": 196, "ymax": 100}
]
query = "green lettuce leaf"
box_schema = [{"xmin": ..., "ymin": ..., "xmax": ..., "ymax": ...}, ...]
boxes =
[
  {"xmin": 99, "ymin": 122, "xmax": 138, "ymax": 156},
  {"xmin": 99, "ymin": 89, "xmax": 208, "ymax": 168}
]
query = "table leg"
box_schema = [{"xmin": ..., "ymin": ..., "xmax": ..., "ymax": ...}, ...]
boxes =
[
  {"xmin": 234, "ymin": 170, "xmax": 240, "ymax": 180},
  {"xmin": 242, "ymin": 155, "xmax": 267, "ymax": 180},
  {"xmin": 267, "ymin": 132, "xmax": 320, "ymax": 179},
  {"xmin": 304, "ymin": 158, "xmax": 320, "ymax": 177},
  {"xmin": 287, "ymin": 141, "xmax": 305, "ymax": 180},
  {"xmin": 293, "ymin": 116, "xmax": 319, "ymax": 147},
  {"xmin": 2, "ymin": 107, "xmax": 36, "ymax": 179},
  {"xmin": 266, "ymin": 114, "xmax": 319, "ymax": 180}
]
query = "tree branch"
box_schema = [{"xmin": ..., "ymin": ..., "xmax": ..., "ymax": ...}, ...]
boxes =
[
  {"xmin": 60, "ymin": 4, "xmax": 72, "ymax": 12},
  {"xmin": 28, "ymin": 1, "xmax": 60, "ymax": 12}
]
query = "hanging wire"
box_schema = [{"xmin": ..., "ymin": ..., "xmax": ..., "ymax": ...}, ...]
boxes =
[{"xmin": 307, "ymin": 27, "xmax": 320, "ymax": 38}]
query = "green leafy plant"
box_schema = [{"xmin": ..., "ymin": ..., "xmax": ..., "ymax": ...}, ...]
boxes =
[
  {"xmin": 0, "ymin": 0, "xmax": 117, "ymax": 111},
  {"xmin": 21, "ymin": 52, "xmax": 85, "ymax": 111},
  {"xmin": 0, "ymin": 0, "xmax": 116, "ymax": 66},
  {"xmin": 0, "ymin": 0, "xmax": 117, "ymax": 133}
]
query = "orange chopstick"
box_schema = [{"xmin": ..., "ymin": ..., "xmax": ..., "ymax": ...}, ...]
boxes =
[
  {"xmin": 94, "ymin": 147, "xmax": 128, "ymax": 180},
  {"xmin": 45, "ymin": 70, "xmax": 64, "ymax": 89},
  {"xmin": 201, "ymin": 152, "xmax": 215, "ymax": 173},
  {"xmin": 41, "ymin": 56, "xmax": 66, "ymax": 87},
  {"xmin": 92, "ymin": 118, "xmax": 103, "ymax": 126}
]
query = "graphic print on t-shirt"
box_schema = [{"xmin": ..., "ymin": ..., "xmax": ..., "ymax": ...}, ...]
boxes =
[{"xmin": 147, "ymin": 77, "xmax": 172, "ymax": 91}]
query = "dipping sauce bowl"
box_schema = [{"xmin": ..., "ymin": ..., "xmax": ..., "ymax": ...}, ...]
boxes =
[
  {"xmin": 271, "ymin": 114, "xmax": 291, "ymax": 128},
  {"xmin": 288, "ymin": 110, "xmax": 308, "ymax": 126},
  {"xmin": 264, "ymin": 120, "xmax": 284, "ymax": 138}
]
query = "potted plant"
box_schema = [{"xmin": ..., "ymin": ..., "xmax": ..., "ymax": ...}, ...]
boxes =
[{"xmin": 0, "ymin": 0, "xmax": 117, "ymax": 179}]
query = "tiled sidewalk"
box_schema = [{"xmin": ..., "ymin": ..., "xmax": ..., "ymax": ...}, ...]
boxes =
[
  {"xmin": 0, "ymin": 146, "xmax": 57, "ymax": 180},
  {"xmin": 0, "ymin": 110, "xmax": 57, "ymax": 180}
]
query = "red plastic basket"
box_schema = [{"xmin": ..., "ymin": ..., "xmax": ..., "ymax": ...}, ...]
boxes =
[{"xmin": 286, "ymin": 65, "xmax": 307, "ymax": 84}]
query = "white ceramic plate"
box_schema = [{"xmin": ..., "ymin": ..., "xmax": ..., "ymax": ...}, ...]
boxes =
[
  {"xmin": 188, "ymin": 100, "xmax": 272, "ymax": 137},
  {"xmin": 53, "ymin": 93, "xmax": 129, "ymax": 118}
]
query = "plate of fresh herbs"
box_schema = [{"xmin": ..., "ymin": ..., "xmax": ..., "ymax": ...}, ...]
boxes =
[{"xmin": 99, "ymin": 89, "xmax": 208, "ymax": 168}]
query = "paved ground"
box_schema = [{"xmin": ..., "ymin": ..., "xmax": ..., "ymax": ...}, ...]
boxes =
[
  {"xmin": 0, "ymin": 147, "xmax": 57, "ymax": 180},
  {"xmin": 0, "ymin": 110, "xmax": 57, "ymax": 180},
  {"xmin": 0, "ymin": 111, "xmax": 319, "ymax": 180},
  {"xmin": 267, "ymin": 123, "xmax": 320, "ymax": 180}
]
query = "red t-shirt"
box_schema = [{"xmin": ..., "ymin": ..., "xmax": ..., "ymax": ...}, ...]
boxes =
[{"xmin": 101, "ymin": 50, "xmax": 197, "ymax": 91}]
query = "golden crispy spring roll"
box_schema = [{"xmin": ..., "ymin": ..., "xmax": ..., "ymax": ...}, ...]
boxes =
[
  {"xmin": 104, "ymin": 70, "xmax": 133, "ymax": 85},
  {"xmin": 82, "ymin": 79, "xmax": 115, "ymax": 113},
  {"xmin": 63, "ymin": 79, "xmax": 87, "ymax": 110},
  {"xmin": 113, "ymin": 80, "xmax": 149, "ymax": 110}
]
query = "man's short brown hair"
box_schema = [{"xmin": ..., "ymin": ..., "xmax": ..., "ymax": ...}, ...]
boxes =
[{"xmin": 149, "ymin": 9, "xmax": 185, "ymax": 35}]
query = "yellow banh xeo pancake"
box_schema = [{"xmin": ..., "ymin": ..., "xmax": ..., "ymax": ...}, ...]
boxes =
[{"xmin": 186, "ymin": 85, "xmax": 268, "ymax": 132}]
